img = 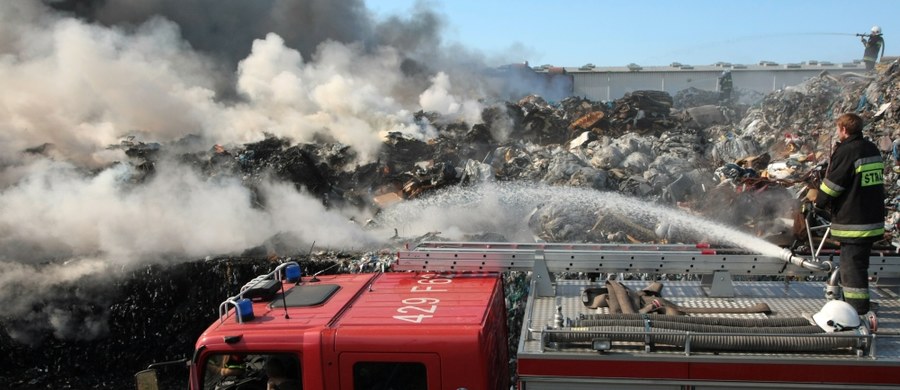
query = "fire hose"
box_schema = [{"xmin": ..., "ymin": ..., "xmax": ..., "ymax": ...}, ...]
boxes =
[
  {"xmin": 570, "ymin": 318, "xmax": 822, "ymax": 334},
  {"xmin": 546, "ymin": 326, "xmax": 864, "ymax": 353},
  {"xmin": 577, "ymin": 313, "xmax": 812, "ymax": 327},
  {"xmin": 607, "ymin": 279, "xmax": 636, "ymax": 314},
  {"xmin": 585, "ymin": 282, "xmax": 774, "ymax": 315}
]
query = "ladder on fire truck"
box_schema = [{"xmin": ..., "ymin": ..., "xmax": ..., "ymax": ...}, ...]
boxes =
[{"xmin": 395, "ymin": 241, "xmax": 900, "ymax": 298}]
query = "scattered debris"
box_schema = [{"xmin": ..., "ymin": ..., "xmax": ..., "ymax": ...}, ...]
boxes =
[{"xmin": 8, "ymin": 60, "xmax": 900, "ymax": 387}]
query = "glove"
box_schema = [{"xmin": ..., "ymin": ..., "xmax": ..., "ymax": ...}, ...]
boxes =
[
  {"xmin": 814, "ymin": 196, "xmax": 828, "ymax": 210},
  {"xmin": 800, "ymin": 200, "xmax": 816, "ymax": 215}
]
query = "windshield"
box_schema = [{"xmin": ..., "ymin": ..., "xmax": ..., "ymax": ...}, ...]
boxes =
[{"xmin": 202, "ymin": 353, "xmax": 302, "ymax": 390}]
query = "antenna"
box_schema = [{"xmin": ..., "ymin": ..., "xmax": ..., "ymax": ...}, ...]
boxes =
[
  {"xmin": 310, "ymin": 262, "xmax": 341, "ymax": 283},
  {"xmin": 306, "ymin": 241, "xmax": 317, "ymax": 282},
  {"xmin": 279, "ymin": 270, "xmax": 290, "ymax": 320}
]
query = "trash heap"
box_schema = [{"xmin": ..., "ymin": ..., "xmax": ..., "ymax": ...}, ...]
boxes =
[
  {"xmin": 607, "ymin": 90, "xmax": 677, "ymax": 135},
  {"xmin": 5, "ymin": 61, "xmax": 900, "ymax": 388},
  {"xmin": 674, "ymin": 86, "xmax": 721, "ymax": 109}
]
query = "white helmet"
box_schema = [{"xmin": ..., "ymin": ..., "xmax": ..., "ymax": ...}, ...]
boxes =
[
  {"xmin": 813, "ymin": 300, "xmax": 861, "ymax": 333},
  {"xmin": 871, "ymin": 25, "xmax": 882, "ymax": 35}
]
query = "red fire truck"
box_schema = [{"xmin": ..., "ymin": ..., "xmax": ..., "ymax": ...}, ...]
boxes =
[{"xmin": 137, "ymin": 241, "xmax": 900, "ymax": 389}]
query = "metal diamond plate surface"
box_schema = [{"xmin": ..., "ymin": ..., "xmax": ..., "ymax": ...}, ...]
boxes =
[{"xmin": 521, "ymin": 279, "xmax": 900, "ymax": 362}]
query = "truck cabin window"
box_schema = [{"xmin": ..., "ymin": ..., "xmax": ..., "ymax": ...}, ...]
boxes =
[
  {"xmin": 203, "ymin": 353, "xmax": 302, "ymax": 390},
  {"xmin": 353, "ymin": 362, "xmax": 426, "ymax": 390}
]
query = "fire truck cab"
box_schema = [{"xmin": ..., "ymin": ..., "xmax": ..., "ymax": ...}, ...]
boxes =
[{"xmin": 136, "ymin": 263, "xmax": 509, "ymax": 390}]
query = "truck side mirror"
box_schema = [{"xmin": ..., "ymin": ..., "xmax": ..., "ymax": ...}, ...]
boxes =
[{"xmin": 135, "ymin": 369, "xmax": 159, "ymax": 390}]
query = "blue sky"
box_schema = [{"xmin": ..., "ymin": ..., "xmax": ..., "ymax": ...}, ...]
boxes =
[{"xmin": 368, "ymin": 0, "xmax": 898, "ymax": 67}]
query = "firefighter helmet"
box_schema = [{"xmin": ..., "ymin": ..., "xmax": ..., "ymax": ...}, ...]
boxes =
[
  {"xmin": 813, "ymin": 300, "xmax": 861, "ymax": 333},
  {"xmin": 871, "ymin": 25, "xmax": 882, "ymax": 35}
]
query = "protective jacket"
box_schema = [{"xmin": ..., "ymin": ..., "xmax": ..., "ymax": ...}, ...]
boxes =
[
  {"xmin": 718, "ymin": 74, "xmax": 733, "ymax": 92},
  {"xmin": 815, "ymin": 132, "xmax": 885, "ymax": 242},
  {"xmin": 863, "ymin": 34, "xmax": 885, "ymax": 63}
]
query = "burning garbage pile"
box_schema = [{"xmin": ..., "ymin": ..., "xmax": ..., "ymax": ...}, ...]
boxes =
[
  {"xmin": 6, "ymin": 0, "xmax": 900, "ymax": 388},
  {"xmin": 5, "ymin": 61, "xmax": 900, "ymax": 387},
  {"xmin": 0, "ymin": 63, "xmax": 900, "ymax": 388}
]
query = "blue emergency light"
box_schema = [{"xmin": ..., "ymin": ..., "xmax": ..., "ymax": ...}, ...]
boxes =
[
  {"xmin": 285, "ymin": 264, "xmax": 301, "ymax": 283},
  {"xmin": 236, "ymin": 298, "xmax": 255, "ymax": 322}
]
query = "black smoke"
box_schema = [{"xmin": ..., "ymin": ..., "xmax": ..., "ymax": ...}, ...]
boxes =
[{"xmin": 44, "ymin": 0, "xmax": 440, "ymax": 71}]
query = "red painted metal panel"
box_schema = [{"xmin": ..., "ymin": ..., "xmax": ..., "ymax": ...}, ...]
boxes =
[
  {"xmin": 193, "ymin": 272, "xmax": 505, "ymax": 389},
  {"xmin": 201, "ymin": 273, "xmax": 374, "ymax": 340},
  {"xmin": 518, "ymin": 358, "xmax": 900, "ymax": 386},
  {"xmin": 518, "ymin": 357, "xmax": 690, "ymax": 380},
  {"xmin": 336, "ymin": 272, "xmax": 498, "ymax": 326},
  {"xmin": 334, "ymin": 273, "xmax": 507, "ymax": 390},
  {"xmin": 688, "ymin": 361, "xmax": 900, "ymax": 385}
]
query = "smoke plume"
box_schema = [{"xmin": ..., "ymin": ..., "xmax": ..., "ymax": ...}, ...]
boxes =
[{"xmin": 0, "ymin": 0, "xmax": 509, "ymax": 342}]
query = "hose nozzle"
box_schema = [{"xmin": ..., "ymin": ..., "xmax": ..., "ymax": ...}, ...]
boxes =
[{"xmin": 779, "ymin": 248, "xmax": 833, "ymax": 272}]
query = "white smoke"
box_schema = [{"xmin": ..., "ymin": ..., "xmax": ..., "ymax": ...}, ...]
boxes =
[
  {"xmin": 0, "ymin": 1, "xmax": 496, "ymax": 342},
  {"xmin": 0, "ymin": 257, "xmax": 112, "ymax": 342},
  {"xmin": 226, "ymin": 33, "xmax": 431, "ymax": 161},
  {"xmin": 419, "ymin": 72, "xmax": 485, "ymax": 126},
  {"xmin": 0, "ymin": 0, "xmax": 483, "ymax": 255},
  {"xmin": 0, "ymin": 159, "xmax": 382, "ymax": 262},
  {"xmin": 0, "ymin": 11, "xmax": 219, "ymax": 167},
  {"xmin": 0, "ymin": 6, "xmax": 448, "ymax": 167}
]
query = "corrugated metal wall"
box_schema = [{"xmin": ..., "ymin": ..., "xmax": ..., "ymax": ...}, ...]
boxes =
[{"xmin": 573, "ymin": 69, "xmax": 829, "ymax": 101}]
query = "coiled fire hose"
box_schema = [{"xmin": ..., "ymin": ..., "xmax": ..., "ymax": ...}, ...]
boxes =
[
  {"xmin": 572, "ymin": 318, "xmax": 822, "ymax": 334},
  {"xmin": 546, "ymin": 326, "xmax": 863, "ymax": 352},
  {"xmin": 586, "ymin": 282, "xmax": 773, "ymax": 315},
  {"xmin": 577, "ymin": 313, "xmax": 811, "ymax": 327}
]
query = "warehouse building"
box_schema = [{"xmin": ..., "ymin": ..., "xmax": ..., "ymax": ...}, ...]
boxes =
[{"xmin": 533, "ymin": 61, "xmax": 869, "ymax": 102}]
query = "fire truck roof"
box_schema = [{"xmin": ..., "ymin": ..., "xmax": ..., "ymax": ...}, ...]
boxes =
[{"xmin": 199, "ymin": 271, "xmax": 501, "ymax": 347}]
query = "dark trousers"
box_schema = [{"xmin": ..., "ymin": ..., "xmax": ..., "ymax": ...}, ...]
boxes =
[
  {"xmin": 840, "ymin": 241, "xmax": 872, "ymax": 314},
  {"xmin": 719, "ymin": 91, "xmax": 731, "ymax": 103},
  {"xmin": 865, "ymin": 60, "xmax": 875, "ymax": 71}
]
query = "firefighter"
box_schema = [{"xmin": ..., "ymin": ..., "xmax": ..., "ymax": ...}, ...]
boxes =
[
  {"xmin": 861, "ymin": 25, "xmax": 885, "ymax": 71},
  {"xmin": 205, "ymin": 354, "xmax": 247, "ymax": 380},
  {"xmin": 204, "ymin": 354, "xmax": 250, "ymax": 390},
  {"xmin": 220, "ymin": 354, "xmax": 247, "ymax": 376},
  {"xmin": 718, "ymin": 70, "xmax": 733, "ymax": 104},
  {"xmin": 815, "ymin": 113, "xmax": 885, "ymax": 315}
]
